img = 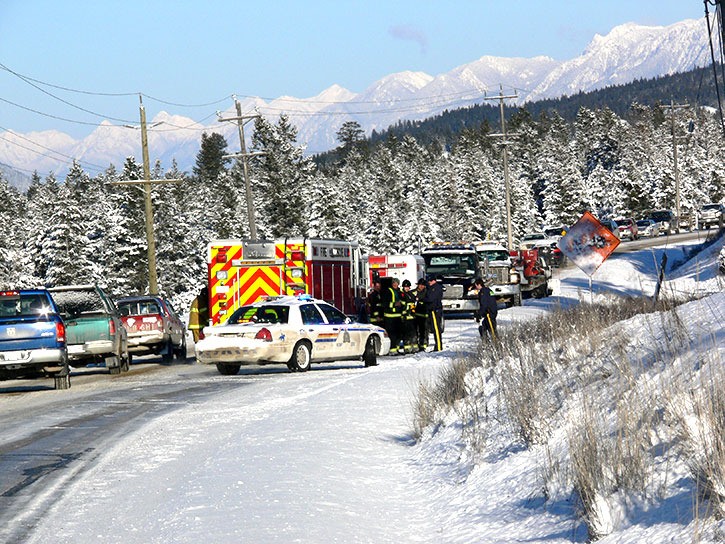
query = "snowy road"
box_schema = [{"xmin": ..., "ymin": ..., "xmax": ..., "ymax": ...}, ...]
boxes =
[{"xmin": 0, "ymin": 324, "xmax": 477, "ymax": 544}]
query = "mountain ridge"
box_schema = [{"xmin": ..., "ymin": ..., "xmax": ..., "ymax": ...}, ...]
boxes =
[{"xmin": 0, "ymin": 17, "xmax": 711, "ymax": 184}]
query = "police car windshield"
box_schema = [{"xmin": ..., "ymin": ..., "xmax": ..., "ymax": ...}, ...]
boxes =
[
  {"xmin": 423, "ymin": 254, "xmax": 476, "ymax": 275},
  {"xmin": 227, "ymin": 305, "xmax": 289, "ymax": 325}
]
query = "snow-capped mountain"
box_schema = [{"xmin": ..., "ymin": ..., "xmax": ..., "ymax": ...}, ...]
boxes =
[{"xmin": 0, "ymin": 18, "xmax": 710, "ymax": 182}]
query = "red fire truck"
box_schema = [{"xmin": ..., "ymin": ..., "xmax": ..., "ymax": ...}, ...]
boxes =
[{"xmin": 207, "ymin": 238, "xmax": 363, "ymax": 326}]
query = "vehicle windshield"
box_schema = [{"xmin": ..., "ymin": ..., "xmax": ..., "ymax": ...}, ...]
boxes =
[
  {"xmin": 118, "ymin": 300, "xmax": 161, "ymax": 316},
  {"xmin": 702, "ymin": 204, "xmax": 721, "ymax": 211},
  {"xmin": 0, "ymin": 293, "xmax": 52, "ymax": 317},
  {"xmin": 544, "ymin": 227, "xmax": 564, "ymax": 237},
  {"xmin": 615, "ymin": 220, "xmax": 631, "ymax": 227},
  {"xmin": 478, "ymin": 250, "xmax": 510, "ymax": 262},
  {"xmin": 522, "ymin": 233, "xmax": 545, "ymax": 241},
  {"xmin": 636, "ymin": 220, "xmax": 652, "ymax": 227},
  {"xmin": 227, "ymin": 305, "xmax": 289, "ymax": 325},
  {"xmin": 423, "ymin": 253, "xmax": 477, "ymax": 275}
]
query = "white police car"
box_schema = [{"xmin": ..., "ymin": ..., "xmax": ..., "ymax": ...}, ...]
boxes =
[{"xmin": 195, "ymin": 295, "xmax": 390, "ymax": 375}]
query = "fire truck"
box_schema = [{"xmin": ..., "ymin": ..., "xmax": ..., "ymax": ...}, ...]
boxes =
[
  {"xmin": 207, "ymin": 238, "xmax": 363, "ymax": 326},
  {"xmin": 366, "ymin": 254, "xmax": 425, "ymax": 290}
]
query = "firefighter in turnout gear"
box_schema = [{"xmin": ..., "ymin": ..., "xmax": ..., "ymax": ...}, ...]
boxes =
[
  {"xmin": 414, "ymin": 278, "xmax": 429, "ymax": 351},
  {"xmin": 367, "ymin": 279, "xmax": 383, "ymax": 327},
  {"xmin": 400, "ymin": 279, "xmax": 417, "ymax": 353},
  {"xmin": 382, "ymin": 277, "xmax": 404, "ymax": 354},
  {"xmin": 425, "ymin": 275, "xmax": 444, "ymax": 351},
  {"xmin": 188, "ymin": 287, "xmax": 209, "ymax": 343}
]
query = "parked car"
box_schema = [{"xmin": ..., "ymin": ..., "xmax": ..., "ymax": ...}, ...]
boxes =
[
  {"xmin": 636, "ymin": 219, "xmax": 660, "ymax": 238},
  {"xmin": 697, "ymin": 203, "xmax": 725, "ymax": 229},
  {"xmin": 599, "ymin": 219, "xmax": 621, "ymax": 239},
  {"xmin": 615, "ymin": 218, "xmax": 639, "ymax": 241},
  {"xmin": 196, "ymin": 294, "xmax": 391, "ymax": 375},
  {"xmin": 648, "ymin": 210, "xmax": 678, "ymax": 235},
  {"xmin": 519, "ymin": 233, "xmax": 565, "ymax": 267},
  {"xmin": 116, "ymin": 295, "xmax": 186, "ymax": 363},
  {"xmin": 48, "ymin": 285, "xmax": 130, "ymax": 374},
  {"xmin": 0, "ymin": 289, "xmax": 70, "ymax": 389}
]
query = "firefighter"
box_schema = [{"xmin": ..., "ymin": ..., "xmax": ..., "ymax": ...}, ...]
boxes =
[
  {"xmin": 188, "ymin": 286, "xmax": 209, "ymax": 343},
  {"xmin": 400, "ymin": 279, "xmax": 417, "ymax": 353},
  {"xmin": 367, "ymin": 280, "xmax": 383, "ymax": 327},
  {"xmin": 425, "ymin": 275, "xmax": 444, "ymax": 351},
  {"xmin": 473, "ymin": 278, "xmax": 498, "ymax": 340},
  {"xmin": 413, "ymin": 278, "xmax": 429, "ymax": 351},
  {"xmin": 382, "ymin": 277, "xmax": 404, "ymax": 354}
]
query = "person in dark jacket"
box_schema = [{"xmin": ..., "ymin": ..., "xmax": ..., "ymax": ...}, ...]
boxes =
[
  {"xmin": 367, "ymin": 280, "xmax": 383, "ymax": 327},
  {"xmin": 400, "ymin": 279, "xmax": 417, "ymax": 353},
  {"xmin": 382, "ymin": 277, "xmax": 404, "ymax": 354},
  {"xmin": 413, "ymin": 278, "xmax": 429, "ymax": 351},
  {"xmin": 424, "ymin": 275, "xmax": 444, "ymax": 351},
  {"xmin": 473, "ymin": 278, "xmax": 497, "ymax": 339}
]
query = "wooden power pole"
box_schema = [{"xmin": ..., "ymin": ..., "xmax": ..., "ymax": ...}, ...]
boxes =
[
  {"xmin": 485, "ymin": 85, "xmax": 519, "ymax": 249},
  {"xmin": 218, "ymin": 96, "xmax": 263, "ymax": 239},
  {"xmin": 112, "ymin": 96, "xmax": 181, "ymax": 295}
]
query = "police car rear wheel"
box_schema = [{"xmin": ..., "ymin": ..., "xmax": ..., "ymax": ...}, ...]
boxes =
[
  {"xmin": 291, "ymin": 342, "xmax": 312, "ymax": 372},
  {"xmin": 216, "ymin": 363, "xmax": 241, "ymax": 375}
]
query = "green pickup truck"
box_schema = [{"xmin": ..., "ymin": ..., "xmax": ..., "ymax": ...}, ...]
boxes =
[{"xmin": 48, "ymin": 285, "xmax": 130, "ymax": 374}]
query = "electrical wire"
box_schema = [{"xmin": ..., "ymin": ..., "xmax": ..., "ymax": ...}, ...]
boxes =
[{"xmin": 704, "ymin": 0, "xmax": 725, "ymax": 137}]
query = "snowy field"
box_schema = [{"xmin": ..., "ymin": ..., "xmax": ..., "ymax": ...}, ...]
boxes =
[{"xmin": 20, "ymin": 234, "xmax": 725, "ymax": 543}]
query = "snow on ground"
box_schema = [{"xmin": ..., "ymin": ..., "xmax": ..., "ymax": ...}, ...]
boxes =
[{"xmin": 23, "ymin": 234, "xmax": 725, "ymax": 543}]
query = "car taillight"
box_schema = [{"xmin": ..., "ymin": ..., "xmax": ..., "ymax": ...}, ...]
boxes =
[
  {"xmin": 56, "ymin": 321, "xmax": 66, "ymax": 343},
  {"xmin": 198, "ymin": 330, "xmax": 205, "ymax": 340},
  {"xmin": 255, "ymin": 328, "xmax": 272, "ymax": 342},
  {"xmin": 108, "ymin": 318, "xmax": 116, "ymax": 335}
]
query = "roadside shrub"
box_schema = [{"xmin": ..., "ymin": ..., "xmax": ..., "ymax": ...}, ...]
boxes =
[{"xmin": 668, "ymin": 358, "xmax": 725, "ymax": 519}]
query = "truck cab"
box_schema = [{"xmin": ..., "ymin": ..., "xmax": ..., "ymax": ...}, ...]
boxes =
[
  {"xmin": 473, "ymin": 241, "xmax": 522, "ymax": 307},
  {"xmin": 421, "ymin": 243, "xmax": 481, "ymax": 313}
]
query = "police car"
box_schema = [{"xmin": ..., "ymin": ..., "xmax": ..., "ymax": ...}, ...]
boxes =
[{"xmin": 195, "ymin": 295, "xmax": 390, "ymax": 375}]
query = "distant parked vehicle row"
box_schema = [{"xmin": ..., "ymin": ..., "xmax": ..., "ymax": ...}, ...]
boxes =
[{"xmin": 1, "ymin": 284, "xmax": 187, "ymax": 391}]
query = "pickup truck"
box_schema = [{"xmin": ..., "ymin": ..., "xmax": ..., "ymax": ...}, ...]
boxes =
[
  {"xmin": 116, "ymin": 295, "xmax": 186, "ymax": 362},
  {"xmin": 48, "ymin": 285, "xmax": 130, "ymax": 374},
  {"xmin": 0, "ymin": 289, "xmax": 70, "ymax": 389}
]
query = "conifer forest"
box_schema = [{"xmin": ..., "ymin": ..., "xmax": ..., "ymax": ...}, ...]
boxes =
[{"xmin": 1, "ymin": 101, "xmax": 723, "ymax": 313}]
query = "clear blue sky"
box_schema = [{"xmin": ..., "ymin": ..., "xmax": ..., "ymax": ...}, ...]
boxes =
[{"xmin": 0, "ymin": 1, "xmax": 706, "ymax": 138}]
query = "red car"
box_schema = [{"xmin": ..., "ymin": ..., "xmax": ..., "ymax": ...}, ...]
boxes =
[{"xmin": 116, "ymin": 295, "xmax": 186, "ymax": 362}]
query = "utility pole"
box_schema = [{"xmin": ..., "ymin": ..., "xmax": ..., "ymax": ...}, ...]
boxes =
[
  {"xmin": 218, "ymin": 96, "xmax": 263, "ymax": 239},
  {"xmin": 112, "ymin": 96, "xmax": 181, "ymax": 295},
  {"xmin": 485, "ymin": 85, "xmax": 519, "ymax": 249},
  {"xmin": 662, "ymin": 100, "xmax": 689, "ymax": 226}
]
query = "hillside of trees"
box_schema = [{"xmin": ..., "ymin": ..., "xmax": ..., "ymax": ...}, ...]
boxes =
[{"xmin": 1, "ymin": 69, "xmax": 723, "ymax": 313}]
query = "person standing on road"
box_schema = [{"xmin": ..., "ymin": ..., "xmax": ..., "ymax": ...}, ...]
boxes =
[
  {"xmin": 400, "ymin": 279, "xmax": 417, "ymax": 353},
  {"xmin": 188, "ymin": 286, "xmax": 209, "ymax": 343},
  {"xmin": 473, "ymin": 278, "xmax": 497, "ymax": 340},
  {"xmin": 425, "ymin": 275, "xmax": 444, "ymax": 351},
  {"xmin": 367, "ymin": 280, "xmax": 383, "ymax": 327},
  {"xmin": 382, "ymin": 277, "xmax": 404, "ymax": 354},
  {"xmin": 413, "ymin": 278, "xmax": 429, "ymax": 351}
]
